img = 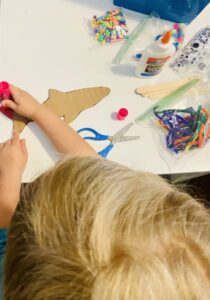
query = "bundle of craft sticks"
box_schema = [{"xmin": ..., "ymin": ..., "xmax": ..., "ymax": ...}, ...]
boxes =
[{"xmin": 135, "ymin": 76, "xmax": 210, "ymax": 100}]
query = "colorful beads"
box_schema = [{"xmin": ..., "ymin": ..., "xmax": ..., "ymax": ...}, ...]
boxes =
[
  {"xmin": 154, "ymin": 106, "xmax": 210, "ymax": 153},
  {"xmin": 92, "ymin": 9, "xmax": 128, "ymax": 44}
]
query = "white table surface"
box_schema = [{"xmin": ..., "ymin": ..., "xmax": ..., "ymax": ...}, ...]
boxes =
[{"xmin": 0, "ymin": 0, "xmax": 210, "ymax": 182}]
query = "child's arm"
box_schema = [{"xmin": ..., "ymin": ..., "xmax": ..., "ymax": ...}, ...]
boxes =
[
  {"xmin": 0, "ymin": 131, "xmax": 27, "ymax": 228},
  {"xmin": 2, "ymin": 85, "xmax": 98, "ymax": 156},
  {"xmin": 33, "ymin": 105, "xmax": 97, "ymax": 156}
]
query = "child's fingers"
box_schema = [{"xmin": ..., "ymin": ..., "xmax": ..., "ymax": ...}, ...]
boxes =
[
  {"xmin": 11, "ymin": 129, "xmax": 20, "ymax": 145},
  {"xmin": 4, "ymin": 139, "xmax": 12, "ymax": 147},
  {"xmin": 20, "ymin": 139, "xmax": 28, "ymax": 155},
  {"xmin": 1, "ymin": 99, "xmax": 17, "ymax": 110},
  {"xmin": 9, "ymin": 84, "xmax": 21, "ymax": 103}
]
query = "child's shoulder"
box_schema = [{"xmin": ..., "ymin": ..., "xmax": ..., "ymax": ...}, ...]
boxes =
[
  {"xmin": 0, "ymin": 229, "xmax": 7, "ymax": 255},
  {"xmin": 0, "ymin": 229, "xmax": 7, "ymax": 300}
]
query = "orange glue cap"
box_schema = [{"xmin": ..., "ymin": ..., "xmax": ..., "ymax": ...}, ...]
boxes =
[{"xmin": 161, "ymin": 31, "xmax": 171, "ymax": 44}]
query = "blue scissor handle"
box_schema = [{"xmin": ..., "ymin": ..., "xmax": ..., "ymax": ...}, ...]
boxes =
[
  {"xmin": 77, "ymin": 127, "xmax": 109, "ymax": 141},
  {"xmin": 98, "ymin": 144, "xmax": 114, "ymax": 158}
]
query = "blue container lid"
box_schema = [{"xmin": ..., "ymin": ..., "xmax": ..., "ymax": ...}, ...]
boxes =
[{"xmin": 114, "ymin": 0, "xmax": 210, "ymax": 23}]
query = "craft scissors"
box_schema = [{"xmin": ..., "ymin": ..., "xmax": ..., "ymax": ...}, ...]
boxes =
[{"xmin": 78, "ymin": 122, "xmax": 140, "ymax": 158}]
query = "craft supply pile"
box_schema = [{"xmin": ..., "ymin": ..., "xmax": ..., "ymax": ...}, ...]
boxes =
[{"xmin": 90, "ymin": 4, "xmax": 210, "ymax": 156}]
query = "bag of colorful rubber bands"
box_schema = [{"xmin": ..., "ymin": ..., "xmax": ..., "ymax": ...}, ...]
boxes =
[{"xmin": 150, "ymin": 87, "xmax": 210, "ymax": 169}]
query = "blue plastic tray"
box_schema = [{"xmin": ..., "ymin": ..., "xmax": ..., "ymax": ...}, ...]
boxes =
[{"xmin": 113, "ymin": 0, "xmax": 210, "ymax": 23}]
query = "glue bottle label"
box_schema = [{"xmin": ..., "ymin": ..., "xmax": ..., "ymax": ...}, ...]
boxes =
[{"xmin": 142, "ymin": 56, "xmax": 171, "ymax": 76}]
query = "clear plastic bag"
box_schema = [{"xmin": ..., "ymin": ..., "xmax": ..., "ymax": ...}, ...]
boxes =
[
  {"xmin": 149, "ymin": 86, "xmax": 210, "ymax": 171},
  {"xmin": 171, "ymin": 26, "xmax": 210, "ymax": 76},
  {"xmin": 112, "ymin": 13, "xmax": 161, "ymax": 64},
  {"xmin": 112, "ymin": 13, "xmax": 187, "ymax": 66},
  {"xmin": 87, "ymin": 8, "xmax": 129, "ymax": 48}
]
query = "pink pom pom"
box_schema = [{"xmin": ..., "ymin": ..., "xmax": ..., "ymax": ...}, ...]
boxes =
[{"xmin": 173, "ymin": 23, "xmax": 179, "ymax": 30}]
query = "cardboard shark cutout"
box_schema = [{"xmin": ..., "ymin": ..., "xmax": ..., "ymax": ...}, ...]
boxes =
[{"xmin": 12, "ymin": 86, "xmax": 111, "ymax": 132}]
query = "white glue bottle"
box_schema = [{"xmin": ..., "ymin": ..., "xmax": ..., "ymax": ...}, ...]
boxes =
[{"xmin": 135, "ymin": 31, "xmax": 176, "ymax": 78}]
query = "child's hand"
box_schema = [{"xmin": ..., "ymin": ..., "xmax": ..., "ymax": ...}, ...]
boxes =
[
  {"xmin": 0, "ymin": 130, "xmax": 28, "ymax": 180},
  {"xmin": 1, "ymin": 84, "xmax": 41, "ymax": 120},
  {"xmin": 0, "ymin": 131, "xmax": 28, "ymax": 227}
]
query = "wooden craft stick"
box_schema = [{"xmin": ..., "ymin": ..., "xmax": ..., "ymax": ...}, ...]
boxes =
[
  {"xmin": 140, "ymin": 84, "xmax": 210, "ymax": 100},
  {"xmin": 136, "ymin": 79, "xmax": 189, "ymax": 95},
  {"xmin": 135, "ymin": 76, "xmax": 210, "ymax": 100},
  {"xmin": 135, "ymin": 76, "xmax": 198, "ymax": 96}
]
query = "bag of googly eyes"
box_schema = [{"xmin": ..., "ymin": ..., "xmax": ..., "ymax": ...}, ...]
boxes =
[{"xmin": 171, "ymin": 26, "xmax": 210, "ymax": 73}]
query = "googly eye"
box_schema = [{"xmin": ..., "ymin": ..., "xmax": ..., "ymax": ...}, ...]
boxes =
[{"xmin": 192, "ymin": 41, "xmax": 200, "ymax": 48}]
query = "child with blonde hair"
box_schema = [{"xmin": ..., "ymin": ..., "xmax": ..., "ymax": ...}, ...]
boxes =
[{"xmin": 0, "ymin": 85, "xmax": 210, "ymax": 300}]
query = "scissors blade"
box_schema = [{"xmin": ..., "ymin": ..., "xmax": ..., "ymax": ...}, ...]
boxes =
[
  {"xmin": 115, "ymin": 136, "xmax": 140, "ymax": 142},
  {"xmin": 112, "ymin": 123, "xmax": 134, "ymax": 141}
]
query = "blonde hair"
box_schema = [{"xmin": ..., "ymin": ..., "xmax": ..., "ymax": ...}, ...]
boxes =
[{"xmin": 4, "ymin": 156, "xmax": 210, "ymax": 299}]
